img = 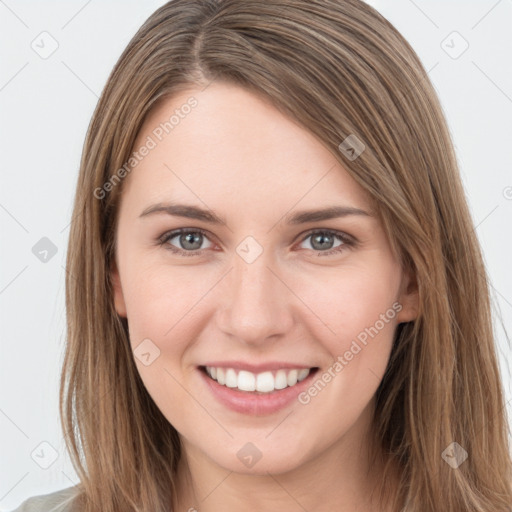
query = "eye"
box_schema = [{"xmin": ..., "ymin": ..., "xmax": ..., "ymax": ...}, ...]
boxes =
[
  {"xmin": 158, "ymin": 228, "xmax": 214, "ymax": 257},
  {"xmin": 297, "ymin": 229, "xmax": 355, "ymax": 257}
]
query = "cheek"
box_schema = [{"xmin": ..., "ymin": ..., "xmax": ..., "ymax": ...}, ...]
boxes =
[
  {"xmin": 121, "ymin": 260, "xmax": 209, "ymax": 346},
  {"xmin": 292, "ymin": 264, "xmax": 401, "ymax": 409},
  {"xmin": 119, "ymin": 263, "xmax": 210, "ymax": 428},
  {"xmin": 287, "ymin": 271, "xmax": 400, "ymax": 433},
  {"xmin": 299, "ymin": 264, "xmax": 401, "ymax": 345}
]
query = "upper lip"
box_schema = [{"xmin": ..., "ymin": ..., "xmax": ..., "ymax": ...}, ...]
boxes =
[{"xmin": 200, "ymin": 361, "xmax": 317, "ymax": 372}]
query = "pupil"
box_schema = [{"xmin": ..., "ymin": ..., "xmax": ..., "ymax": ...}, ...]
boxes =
[
  {"xmin": 182, "ymin": 233, "xmax": 201, "ymax": 250},
  {"xmin": 313, "ymin": 233, "xmax": 332, "ymax": 250}
]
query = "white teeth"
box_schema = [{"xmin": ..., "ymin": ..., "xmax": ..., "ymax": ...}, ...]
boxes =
[
  {"xmin": 238, "ymin": 370, "xmax": 256, "ymax": 391},
  {"xmin": 274, "ymin": 369, "xmax": 288, "ymax": 390},
  {"xmin": 205, "ymin": 366, "xmax": 312, "ymax": 393},
  {"xmin": 297, "ymin": 369, "xmax": 309, "ymax": 382},
  {"xmin": 287, "ymin": 369, "xmax": 298, "ymax": 386},
  {"xmin": 225, "ymin": 368, "xmax": 237, "ymax": 388},
  {"xmin": 256, "ymin": 371, "xmax": 274, "ymax": 393}
]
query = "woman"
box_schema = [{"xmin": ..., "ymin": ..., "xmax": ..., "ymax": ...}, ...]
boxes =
[{"xmin": 13, "ymin": 0, "xmax": 512, "ymax": 510}]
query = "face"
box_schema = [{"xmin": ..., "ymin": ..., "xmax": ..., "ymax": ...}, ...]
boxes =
[{"xmin": 111, "ymin": 82, "xmax": 418, "ymax": 476}]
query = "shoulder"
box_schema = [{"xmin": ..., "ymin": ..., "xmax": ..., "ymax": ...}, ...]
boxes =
[{"xmin": 9, "ymin": 486, "xmax": 81, "ymax": 512}]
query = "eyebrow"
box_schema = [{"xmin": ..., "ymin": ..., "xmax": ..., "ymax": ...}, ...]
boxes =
[{"xmin": 139, "ymin": 202, "xmax": 373, "ymax": 225}]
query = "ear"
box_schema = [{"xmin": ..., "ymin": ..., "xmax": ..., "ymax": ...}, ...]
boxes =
[
  {"xmin": 111, "ymin": 259, "xmax": 127, "ymax": 318},
  {"xmin": 395, "ymin": 266, "xmax": 419, "ymax": 324}
]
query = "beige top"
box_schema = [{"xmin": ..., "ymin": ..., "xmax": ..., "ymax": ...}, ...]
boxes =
[{"xmin": 10, "ymin": 486, "xmax": 79, "ymax": 512}]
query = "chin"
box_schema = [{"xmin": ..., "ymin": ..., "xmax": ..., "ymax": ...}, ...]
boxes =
[{"xmin": 204, "ymin": 437, "xmax": 314, "ymax": 476}]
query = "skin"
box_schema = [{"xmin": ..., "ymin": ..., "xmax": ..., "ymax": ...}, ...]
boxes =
[{"xmin": 111, "ymin": 81, "xmax": 418, "ymax": 511}]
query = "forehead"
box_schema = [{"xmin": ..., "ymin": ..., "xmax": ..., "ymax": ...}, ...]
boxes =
[{"xmin": 121, "ymin": 82, "xmax": 372, "ymax": 220}]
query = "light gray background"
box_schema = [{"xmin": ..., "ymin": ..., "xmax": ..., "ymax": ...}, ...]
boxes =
[{"xmin": 1, "ymin": 1, "xmax": 511, "ymax": 510}]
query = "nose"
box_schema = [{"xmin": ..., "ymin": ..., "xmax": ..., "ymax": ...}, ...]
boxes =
[{"xmin": 215, "ymin": 249, "xmax": 294, "ymax": 346}]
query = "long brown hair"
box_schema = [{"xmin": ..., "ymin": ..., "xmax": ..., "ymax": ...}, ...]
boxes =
[{"xmin": 61, "ymin": 1, "xmax": 512, "ymax": 510}]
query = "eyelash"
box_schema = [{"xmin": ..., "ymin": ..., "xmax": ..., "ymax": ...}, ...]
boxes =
[{"xmin": 156, "ymin": 228, "xmax": 356, "ymax": 258}]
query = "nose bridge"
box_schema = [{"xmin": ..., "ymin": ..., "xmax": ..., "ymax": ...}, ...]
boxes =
[{"xmin": 217, "ymin": 245, "xmax": 293, "ymax": 343}]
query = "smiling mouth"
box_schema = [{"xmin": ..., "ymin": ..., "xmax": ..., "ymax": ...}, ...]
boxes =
[{"xmin": 200, "ymin": 366, "xmax": 319, "ymax": 394}]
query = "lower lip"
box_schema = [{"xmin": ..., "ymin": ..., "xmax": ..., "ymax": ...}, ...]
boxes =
[{"xmin": 199, "ymin": 367, "xmax": 318, "ymax": 416}]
